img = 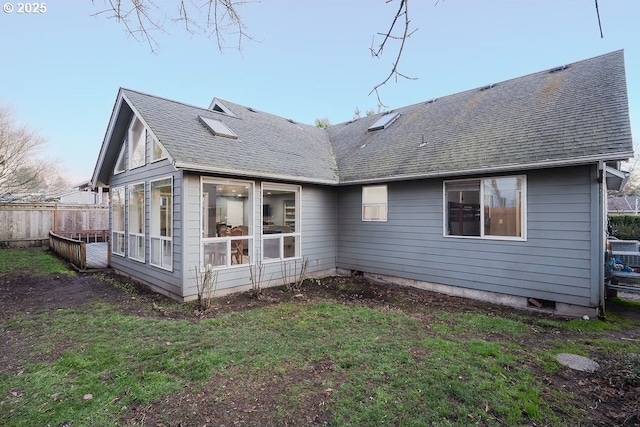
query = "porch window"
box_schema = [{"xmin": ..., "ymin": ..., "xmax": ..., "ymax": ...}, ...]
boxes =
[
  {"xmin": 444, "ymin": 175, "xmax": 526, "ymax": 240},
  {"xmin": 201, "ymin": 179, "xmax": 253, "ymax": 268},
  {"xmin": 362, "ymin": 185, "xmax": 388, "ymax": 221},
  {"xmin": 150, "ymin": 178, "xmax": 173, "ymax": 270},
  {"xmin": 128, "ymin": 182, "xmax": 145, "ymax": 262},
  {"xmin": 262, "ymin": 183, "xmax": 300, "ymax": 262},
  {"xmin": 129, "ymin": 116, "xmax": 146, "ymax": 169},
  {"xmin": 111, "ymin": 186, "xmax": 125, "ymax": 256}
]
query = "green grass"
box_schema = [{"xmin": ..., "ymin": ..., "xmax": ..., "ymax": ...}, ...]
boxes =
[
  {"xmin": 0, "ymin": 247, "xmax": 75, "ymax": 276},
  {"xmin": 0, "ymin": 300, "xmax": 592, "ymax": 427},
  {"xmin": 1, "ymin": 248, "xmax": 639, "ymax": 426}
]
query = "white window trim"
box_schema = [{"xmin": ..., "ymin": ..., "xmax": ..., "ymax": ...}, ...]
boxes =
[
  {"xmin": 362, "ymin": 185, "xmax": 388, "ymax": 222},
  {"xmin": 111, "ymin": 186, "xmax": 126, "ymax": 257},
  {"xmin": 127, "ymin": 181, "xmax": 145, "ymax": 263},
  {"xmin": 150, "ymin": 176, "xmax": 173, "ymax": 271},
  {"xmin": 200, "ymin": 177, "xmax": 254, "ymax": 269},
  {"xmin": 261, "ymin": 182, "xmax": 302, "ymax": 263},
  {"xmin": 128, "ymin": 116, "xmax": 146, "ymax": 170},
  {"xmin": 443, "ymin": 175, "xmax": 527, "ymax": 241}
]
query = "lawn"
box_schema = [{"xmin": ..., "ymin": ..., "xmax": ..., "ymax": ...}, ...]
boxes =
[{"xmin": 1, "ymin": 247, "xmax": 639, "ymax": 426}]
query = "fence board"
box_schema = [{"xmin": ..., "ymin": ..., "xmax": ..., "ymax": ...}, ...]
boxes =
[{"xmin": 0, "ymin": 203, "xmax": 108, "ymax": 246}]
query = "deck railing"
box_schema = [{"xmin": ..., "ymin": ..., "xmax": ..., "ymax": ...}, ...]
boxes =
[
  {"xmin": 48, "ymin": 231, "xmax": 87, "ymax": 271},
  {"xmin": 52, "ymin": 229, "xmax": 108, "ymax": 243}
]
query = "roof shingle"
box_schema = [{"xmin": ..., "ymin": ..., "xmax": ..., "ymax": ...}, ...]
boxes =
[{"xmin": 115, "ymin": 50, "xmax": 633, "ymax": 185}]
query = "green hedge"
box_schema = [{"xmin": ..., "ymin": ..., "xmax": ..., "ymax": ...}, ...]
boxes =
[{"xmin": 609, "ymin": 214, "xmax": 640, "ymax": 240}]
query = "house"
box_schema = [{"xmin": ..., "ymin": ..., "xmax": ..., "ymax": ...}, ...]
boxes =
[
  {"xmin": 56, "ymin": 181, "xmax": 109, "ymax": 204},
  {"xmin": 608, "ymin": 195, "xmax": 640, "ymax": 215},
  {"xmin": 91, "ymin": 50, "xmax": 634, "ymax": 317}
]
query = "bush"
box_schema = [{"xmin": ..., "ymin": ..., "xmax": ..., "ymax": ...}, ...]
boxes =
[{"xmin": 609, "ymin": 215, "xmax": 640, "ymax": 240}]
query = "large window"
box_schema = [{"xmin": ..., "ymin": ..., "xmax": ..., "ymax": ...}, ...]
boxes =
[
  {"xmin": 444, "ymin": 175, "xmax": 526, "ymax": 239},
  {"xmin": 129, "ymin": 116, "xmax": 146, "ymax": 169},
  {"xmin": 111, "ymin": 186, "xmax": 125, "ymax": 256},
  {"xmin": 202, "ymin": 179, "xmax": 253, "ymax": 268},
  {"xmin": 262, "ymin": 184, "xmax": 300, "ymax": 262},
  {"xmin": 128, "ymin": 182, "xmax": 145, "ymax": 262},
  {"xmin": 362, "ymin": 185, "xmax": 388, "ymax": 221},
  {"xmin": 150, "ymin": 178, "xmax": 173, "ymax": 270}
]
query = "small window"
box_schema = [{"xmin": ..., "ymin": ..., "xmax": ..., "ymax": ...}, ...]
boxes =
[
  {"xmin": 152, "ymin": 137, "xmax": 167, "ymax": 162},
  {"xmin": 129, "ymin": 116, "xmax": 146, "ymax": 168},
  {"xmin": 445, "ymin": 175, "xmax": 526, "ymax": 239},
  {"xmin": 362, "ymin": 185, "xmax": 388, "ymax": 221},
  {"xmin": 114, "ymin": 145, "xmax": 125, "ymax": 174},
  {"xmin": 199, "ymin": 116, "xmax": 238, "ymax": 139}
]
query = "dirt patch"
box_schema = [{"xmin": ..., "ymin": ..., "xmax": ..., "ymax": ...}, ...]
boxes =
[{"xmin": 1, "ymin": 272, "xmax": 639, "ymax": 426}]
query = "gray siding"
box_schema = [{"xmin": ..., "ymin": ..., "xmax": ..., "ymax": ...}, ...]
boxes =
[
  {"xmin": 300, "ymin": 184, "xmax": 338, "ymax": 273},
  {"xmin": 336, "ymin": 165, "xmax": 597, "ymax": 307},
  {"xmin": 182, "ymin": 176, "xmax": 338, "ymax": 299},
  {"xmin": 109, "ymin": 132, "xmax": 183, "ymax": 298}
]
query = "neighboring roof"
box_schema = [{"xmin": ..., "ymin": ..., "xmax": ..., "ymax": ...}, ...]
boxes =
[
  {"xmin": 92, "ymin": 50, "xmax": 633, "ymax": 187},
  {"xmin": 328, "ymin": 50, "xmax": 634, "ymax": 183},
  {"xmin": 608, "ymin": 195, "xmax": 640, "ymax": 213}
]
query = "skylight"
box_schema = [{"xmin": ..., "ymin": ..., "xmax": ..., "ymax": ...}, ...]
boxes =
[
  {"xmin": 368, "ymin": 112, "xmax": 400, "ymax": 132},
  {"xmin": 199, "ymin": 116, "xmax": 238, "ymax": 139}
]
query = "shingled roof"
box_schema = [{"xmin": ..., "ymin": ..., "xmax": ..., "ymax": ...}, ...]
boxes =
[
  {"xmin": 328, "ymin": 50, "xmax": 634, "ymax": 183},
  {"xmin": 119, "ymin": 90, "xmax": 340, "ymax": 184},
  {"xmin": 93, "ymin": 50, "xmax": 633, "ymax": 187}
]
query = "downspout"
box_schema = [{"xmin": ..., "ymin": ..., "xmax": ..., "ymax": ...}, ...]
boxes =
[{"xmin": 597, "ymin": 161, "xmax": 607, "ymax": 320}]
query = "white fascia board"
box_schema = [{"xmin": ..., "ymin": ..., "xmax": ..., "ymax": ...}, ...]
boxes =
[
  {"xmin": 172, "ymin": 161, "xmax": 339, "ymax": 185},
  {"xmin": 91, "ymin": 91, "xmax": 126, "ymax": 188}
]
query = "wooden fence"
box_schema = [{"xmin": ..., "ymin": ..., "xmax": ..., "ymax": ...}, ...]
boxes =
[
  {"xmin": 0, "ymin": 203, "xmax": 109, "ymax": 247},
  {"xmin": 48, "ymin": 231, "xmax": 87, "ymax": 271}
]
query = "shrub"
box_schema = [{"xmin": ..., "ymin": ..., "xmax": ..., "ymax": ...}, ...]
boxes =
[{"xmin": 609, "ymin": 215, "xmax": 640, "ymax": 240}]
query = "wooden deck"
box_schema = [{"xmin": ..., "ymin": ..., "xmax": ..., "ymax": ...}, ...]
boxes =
[{"xmin": 86, "ymin": 242, "xmax": 109, "ymax": 269}]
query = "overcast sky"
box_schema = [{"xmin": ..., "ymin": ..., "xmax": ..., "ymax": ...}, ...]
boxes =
[{"xmin": 1, "ymin": 0, "xmax": 638, "ymax": 184}]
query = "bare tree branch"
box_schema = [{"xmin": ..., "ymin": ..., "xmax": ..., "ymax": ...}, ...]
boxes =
[
  {"xmin": 368, "ymin": 0, "xmax": 418, "ymax": 107},
  {"xmin": 92, "ymin": 0, "xmax": 255, "ymax": 54},
  {"xmin": 0, "ymin": 104, "xmax": 63, "ymax": 202},
  {"xmin": 594, "ymin": 0, "xmax": 604, "ymax": 38}
]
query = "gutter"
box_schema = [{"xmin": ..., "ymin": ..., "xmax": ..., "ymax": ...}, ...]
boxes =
[
  {"xmin": 174, "ymin": 151, "xmax": 633, "ymax": 187},
  {"xmin": 338, "ymin": 152, "xmax": 635, "ymax": 185},
  {"xmin": 172, "ymin": 161, "xmax": 340, "ymax": 186}
]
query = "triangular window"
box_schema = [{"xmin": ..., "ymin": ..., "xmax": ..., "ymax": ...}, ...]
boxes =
[
  {"xmin": 129, "ymin": 116, "xmax": 146, "ymax": 168},
  {"xmin": 114, "ymin": 144, "xmax": 125, "ymax": 174},
  {"xmin": 152, "ymin": 137, "xmax": 168, "ymax": 162}
]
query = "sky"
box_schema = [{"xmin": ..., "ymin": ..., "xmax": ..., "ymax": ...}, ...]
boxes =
[{"xmin": 1, "ymin": 0, "xmax": 639, "ymax": 184}]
